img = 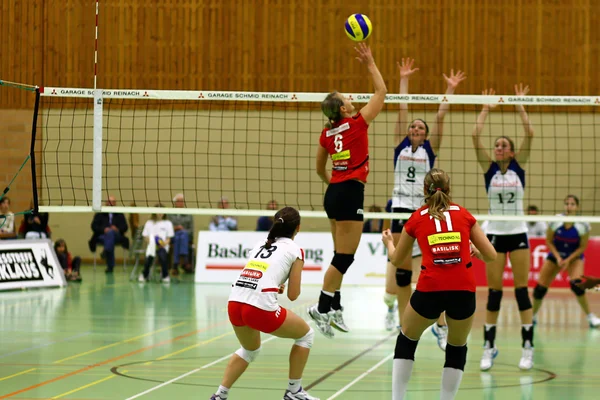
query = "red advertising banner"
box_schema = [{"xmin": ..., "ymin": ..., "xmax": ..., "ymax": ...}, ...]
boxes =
[{"xmin": 472, "ymin": 237, "xmax": 600, "ymax": 288}]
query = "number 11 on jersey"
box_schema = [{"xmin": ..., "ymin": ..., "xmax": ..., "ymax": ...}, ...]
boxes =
[{"xmin": 431, "ymin": 212, "xmax": 454, "ymax": 232}]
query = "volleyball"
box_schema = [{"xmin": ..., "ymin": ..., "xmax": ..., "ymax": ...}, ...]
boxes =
[{"xmin": 345, "ymin": 14, "xmax": 372, "ymax": 42}]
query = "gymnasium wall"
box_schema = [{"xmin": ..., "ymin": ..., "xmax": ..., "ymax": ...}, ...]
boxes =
[{"xmin": 1, "ymin": 0, "xmax": 600, "ymax": 259}]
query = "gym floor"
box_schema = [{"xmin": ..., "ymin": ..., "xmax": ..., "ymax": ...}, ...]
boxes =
[{"xmin": 0, "ymin": 268, "xmax": 598, "ymax": 399}]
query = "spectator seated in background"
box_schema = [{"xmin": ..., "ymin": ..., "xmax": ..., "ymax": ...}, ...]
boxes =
[
  {"xmin": 363, "ymin": 204, "xmax": 384, "ymax": 233},
  {"xmin": 209, "ymin": 197, "xmax": 238, "ymax": 231},
  {"xmin": 54, "ymin": 238, "xmax": 81, "ymax": 282},
  {"xmin": 19, "ymin": 205, "xmax": 51, "ymax": 239},
  {"xmin": 139, "ymin": 204, "xmax": 174, "ymax": 283},
  {"xmin": 0, "ymin": 197, "xmax": 16, "ymax": 240},
  {"xmin": 168, "ymin": 193, "xmax": 195, "ymax": 274},
  {"xmin": 89, "ymin": 195, "xmax": 129, "ymax": 273},
  {"xmin": 255, "ymin": 199, "xmax": 279, "ymax": 231},
  {"xmin": 526, "ymin": 204, "xmax": 548, "ymax": 238}
]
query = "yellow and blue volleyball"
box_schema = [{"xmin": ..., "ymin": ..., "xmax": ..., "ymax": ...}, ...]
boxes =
[{"xmin": 345, "ymin": 14, "xmax": 372, "ymax": 41}]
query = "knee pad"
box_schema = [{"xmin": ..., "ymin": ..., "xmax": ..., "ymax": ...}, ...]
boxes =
[
  {"xmin": 294, "ymin": 327, "xmax": 314, "ymax": 349},
  {"xmin": 515, "ymin": 287, "xmax": 532, "ymax": 311},
  {"xmin": 235, "ymin": 346, "xmax": 261, "ymax": 363},
  {"xmin": 394, "ymin": 331, "xmax": 419, "ymax": 360},
  {"xmin": 533, "ymin": 284, "xmax": 548, "ymax": 300},
  {"xmin": 444, "ymin": 344, "xmax": 468, "ymax": 371},
  {"xmin": 486, "ymin": 289, "xmax": 503, "ymax": 312},
  {"xmin": 383, "ymin": 292, "xmax": 396, "ymax": 308},
  {"xmin": 570, "ymin": 279, "xmax": 586, "ymax": 297},
  {"xmin": 396, "ymin": 269, "xmax": 413, "ymax": 287},
  {"xmin": 331, "ymin": 253, "xmax": 354, "ymax": 275}
]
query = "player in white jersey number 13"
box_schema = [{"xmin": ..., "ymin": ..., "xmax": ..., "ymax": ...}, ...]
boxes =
[
  {"xmin": 471, "ymin": 83, "xmax": 535, "ymax": 372},
  {"xmin": 211, "ymin": 207, "xmax": 319, "ymax": 400},
  {"xmin": 384, "ymin": 57, "xmax": 466, "ymax": 351}
]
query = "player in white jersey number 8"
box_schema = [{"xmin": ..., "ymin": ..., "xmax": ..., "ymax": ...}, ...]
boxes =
[
  {"xmin": 385, "ymin": 57, "xmax": 466, "ymax": 352},
  {"xmin": 471, "ymin": 83, "xmax": 536, "ymax": 372},
  {"xmin": 211, "ymin": 207, "xmax": 319, "ymax": 400}
]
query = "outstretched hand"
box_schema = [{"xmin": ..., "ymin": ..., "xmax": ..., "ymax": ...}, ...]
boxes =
[
  {"xmin": 515, "ymin": 83, "xmax": 530, "ymax": 96},
  {"xmin": 397, "ymin": 57, "xmax": 419, "ymax": 78},
  {"xmin": 482, "ymin": 88, "xmax": 498, "ymax": 111},
  {"xmin": 355, "ymin": 43, "xmax": 375, "ymax": 65},
  {"xmin": 443, "ymin": 69, "xmax": 467, "ymax": 89}
]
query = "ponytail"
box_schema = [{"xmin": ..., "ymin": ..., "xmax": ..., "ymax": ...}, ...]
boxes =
[
  {"xmin": 321, "ymin": 92, "xmax": 344, "ymax": 128},
  {"xmin": 264, "ymin": 207, "xmax": 301, "ymax": 249},
  {"xmin": 423, "ymin": 168, "xmax": 452, "ymax": 221}
]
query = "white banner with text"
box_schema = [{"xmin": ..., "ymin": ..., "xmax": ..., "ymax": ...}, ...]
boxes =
[
  {"xmin": 195, "ymin": 231, "xmax": 388, "ymax": 285},
  {"xmin": 0, "ymin": 239, "xmax": 67, "ymax": 291}
]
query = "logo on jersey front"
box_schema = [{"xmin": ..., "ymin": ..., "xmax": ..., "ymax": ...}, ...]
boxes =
[
  {"xmin": 427, "ymin": 232, "xmax": 461, "ymax": 245},
  {"xmin": 331, "ymin": 150, "xmax": 350, "ymax": 161}
]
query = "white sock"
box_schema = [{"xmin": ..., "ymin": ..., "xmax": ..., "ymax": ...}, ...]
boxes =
[
  {"xmin": 321, "ymin": 290, "xmax": 334, "ymax": 297},
  {"xmin": 287, "ymin": 378, "xmax": 301, "ymax": 393},
  {"xmin": 384, "ymin": 292, "xmax": 396, "ymax": 309},
  {"xmin": 392, "ymin": 359, "xmax": 414, "ymax": 400},
  {"xmin": 216, "ymin": 385, "xmax": 229, "ymax": 397},
  {"xmin": 440, "ymin": 367, "xmax": 463, "ymax": 400}
]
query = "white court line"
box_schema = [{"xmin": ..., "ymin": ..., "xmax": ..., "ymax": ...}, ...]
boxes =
[
  {"xmin": 326, "ymin": 352, "xmax": 394, "ymax": 400},
  {"xmin": 124, "ymin": 336, "xmax": 277, "ymax": 400}
]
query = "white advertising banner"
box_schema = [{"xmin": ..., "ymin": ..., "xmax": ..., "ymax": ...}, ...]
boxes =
[
  {"xmin": 0, "ymin": 239, "xmax": 67, "ymax": 291},
  {"xmin": 195, "ymin": 231, "xmax": 388, "ymax": 285}
]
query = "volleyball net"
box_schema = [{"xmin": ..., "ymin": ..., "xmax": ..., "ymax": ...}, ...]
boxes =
[{"xmin": 35, "ymin": 87, "xmax": 600, "ymax": 222}]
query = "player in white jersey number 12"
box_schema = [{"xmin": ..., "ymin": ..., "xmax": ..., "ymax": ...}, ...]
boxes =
[
  {"xmin": 211, "ymin": 207, "xmax": 319, "ymax": 400},
  {"xmin": 471, "ymin": 83, "xmax": 535, "ymax": 372}
]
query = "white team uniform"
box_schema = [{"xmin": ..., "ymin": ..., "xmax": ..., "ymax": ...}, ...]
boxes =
[
  {"xmin": 229, "ymin": 238, "xmax": 304, "ymax": 312},
  {"xmin": 142, "ymin": 219, "xmax": 175, "ymax": 257},
  {"xmin": 484, "ymin": 160, "xmax": 528, "ymax": 235},
  {"xmin": 392, "ymin": 137, "xmax": 436, "ymax": 210}
]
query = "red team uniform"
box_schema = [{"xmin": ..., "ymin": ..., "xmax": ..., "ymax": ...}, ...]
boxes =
[
  {"xmin": 319, "ymin": 113, "xmax": 370, "ymax": 184},
  {"xmin": 404, "ymin": 204, "xmax": 477, "ymax": 293},
  {"xmin": 320, "ymin": 113, "xmax": 370, "ymax": 222}
]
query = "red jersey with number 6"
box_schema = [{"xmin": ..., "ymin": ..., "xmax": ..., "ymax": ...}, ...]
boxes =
[
  {"xmin": 319, "ymin": 113, "xmax": 370, "ymax": 184},
  {"xmin": 403, "ymin": 204, "xmax": 478, "ymax": 292}
]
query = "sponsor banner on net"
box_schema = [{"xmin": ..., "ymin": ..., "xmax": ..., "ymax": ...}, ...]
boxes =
[
  {"xmin": 195, "ymin": 231, "xmax": 390, "ymax": 285},
  {"xmin": 0, "ymin": 239, "xmax": 67, "ymax": 291}
]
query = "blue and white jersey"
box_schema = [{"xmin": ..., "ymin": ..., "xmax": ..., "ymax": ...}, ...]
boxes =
[
  {"xmin": 484, "ymin": 160, "xmax": 527, "ymax": 235},
  {"xmin": 549, "ymin": 217, "xmax": 590, "ymax": 259},
  {"xmin": 392, "ymin": 137, "xmax": 436, "ymax": 210}
]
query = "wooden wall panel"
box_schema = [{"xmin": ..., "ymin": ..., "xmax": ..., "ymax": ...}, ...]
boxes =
[{"xmin": 2, "ymin": 0, "xmax": 600, "ymax": 109}]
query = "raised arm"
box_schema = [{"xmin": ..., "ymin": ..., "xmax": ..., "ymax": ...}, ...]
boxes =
[
  {"xmin": 429, "ymin": 69, "xmax": 466, "ymax": 154},
  {"xmin": 394, "ymin": 58, "xmax": 419, "ymax": 146},
  {"xmin": 356, "ymin": 43, "xmax": 387, "ymax": 125},
  {"xmin": 471, "ymin": 89, "xmax": 496, "ymax": 171},
  {"xmin": 513, "ymin": 83, "xmax": 535, "ymax": 165}
]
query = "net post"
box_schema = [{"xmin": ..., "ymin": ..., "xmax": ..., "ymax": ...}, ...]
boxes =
[
  {"xmin": 29, "ymin": 88, "xmax": 41, "ymax": 214},
  {"xmin": 93, "ymin": 89, "xmax": 103, "ymax": 212}
]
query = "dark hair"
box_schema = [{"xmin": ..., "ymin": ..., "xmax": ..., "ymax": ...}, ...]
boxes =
[
  {"xmin": 321, "ymin": 91, "xmax": 344, "ymax": 129},
  {"xmin": 527, "ymin": 205, "xmax": 539, "ymax": 212},
  {"xmin": 54, "ymin": 238, "xmax": 67, "ymax": 254},
  {"xmin": 495, "ymin": 136, "xmax": 515, "ymax": 153},
  {"xmin": 151, "ymin": 203, "xmax": 167, "ymax": 220},
  {"xmin": 424, "ymin": 168, "xmax": 451, "ymax": 221},
  {"xmin": 409, "ymin": 119, "xmax": 430, "ymax": 134},
  {"xmin": 565, "ymin": 194, "xmax": 580, "ymax": 206},
  {"xmin": 265, "ymin": 207, "xmax": 301, "ymax": 248},
  {"xmin": 0, "ymin": 197, "xmax": 10, "ymax": 206}
]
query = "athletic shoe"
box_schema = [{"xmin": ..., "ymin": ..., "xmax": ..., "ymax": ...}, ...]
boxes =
[
  {"xmin": 283, "ymin": 387, "xmax": 320, "ymax": 400},
  {"xmin": 307, "ymin": 304, "xmax": 334, "ymax": 338},
  {"xmin": 330, "ymin": 307, "xmax": 349, "ymax": 332},
  {"xmin": 385, "ymin": 305, "xmax": 397, "ymax": 331},
  {"xmin": 138, "ymin": 274, "xmax": 146, "ymax": 283},
  {"xmin": 161, "ymin": 276, "xmax": 171, "ymax": 284},
  {"xmin": 480, "ymin": 346, "xmax": 498, "ymax": 371},
  {"xmin": 431, "ymin": 323, "xmax": 448, "ymax": 351},
  {"xmin": 210, "ymin": 395, "xmax": 226, "ymax": 400},
  {"xmin": 519, "ymin": 346, "xmax": 534, "ymax": 370},
  {"xmin": 588, "ymin": 313, "xmax": 600, "ymax": 328}
]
